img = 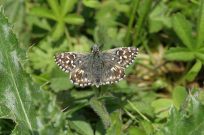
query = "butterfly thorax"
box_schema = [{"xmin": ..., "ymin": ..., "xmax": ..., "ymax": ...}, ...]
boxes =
[{"xmin": 91, "ymin": 44, "xmax": 100, "ymax": 56}]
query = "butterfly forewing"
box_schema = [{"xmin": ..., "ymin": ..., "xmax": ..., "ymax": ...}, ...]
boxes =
[
  {"xmin": 105, "ymin": 47, "xmax": 138, "ymax": 67},
  {"xmin": 55, "ymin": 52, "xmax": 94, "ymax": 87},
  {"xmin": 55, "ymin": 52, "xmax": 80, "ymax": 72}
]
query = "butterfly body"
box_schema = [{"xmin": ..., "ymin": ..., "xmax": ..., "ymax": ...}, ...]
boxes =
[{"xmin": 55, "ymin": 45, "xmax": 138, "ymax": 87}]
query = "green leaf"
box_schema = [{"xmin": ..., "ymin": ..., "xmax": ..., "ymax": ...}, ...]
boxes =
[
  {"xmin": 89, "ymin": 97, "xmax": 111, "ymax": 129},
  {"xmin": 28, "ymin": 38, "xmax": 56, "ymax": 73},
  {"xmin": 69, "ymin": 115, "xmax": 94, "ymax": 135},
  {"xmin": 160, "ymin": 95, "xmax": 204, "ymax": 135},
  {"xmin": 149, "ymin": 2, "xmax": 171, "ymax": 33},
  {"xmin": 195, "ymin": 51, "xmax": 204, "ymax": 62},
  {"xmin": 60, "ymin": 0, "xmax": 77, "ymax": 15},
  {"xmin": 83, "ymin": 0, "xmax": 100, "ymax": 8},
  {"xmin": 2, "ymin": 0, "xmax": 28, "ymax": 45},
  {"xmin": 28, "ymin": 16, "xmax": 52, "ymax": 31},
  {"xmin": 64, "ymin": 14, "xmax": 85, "ymax": 25},
  {"xmin": 50, "ymin": 77, "xmax": 73, "ymax": 92},
  {"xmin": 185, "ymin": 60, "xmax": 202, "ymax": 81},
  {"xmin": 151, "ymin": 99, "xmax": 173, "ymax": 118},
  {"xmin": 172, "ymin": 13, "xmax": 193, "ymax": 49},
  {"xmin": 196, "ymin": 0, "xmax": 204, "ymax": 48},
  {"xmin": 172, "ymin": 86, "xmax": 188, "ymax": 109},
  {"xmin": 128, "ymin": 126, "xmax": 146, "ymax": 135},
  {"xmin": 29, "ymin": 6, "xmax": 56, "ymax": 20},
  {"xmin": 51, "ymin": 21, "xmax": 65, "ymax": 40},
  {"xmin": 47, "ymin": 0, "xmax": 60, "ymax": 16},
  {"xmin": 106, "ymin": 111, "xmax": 122, "ymax": 135},
  {"xmin": 165, "ymin": 47, "xmax": 194, "ymax": 61},
  {"xmin": 140, "ymin": 121, "xmax": 154, "ymax": 135},
  {"xmin": 134, "ymin": 0, "xmax": 153, "ymax": 45},
  {"xmin": 0, "ymin": 10, "xmax": 37, "ymax": 134}
]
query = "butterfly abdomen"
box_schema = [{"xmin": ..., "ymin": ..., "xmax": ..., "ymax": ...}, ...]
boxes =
[{"xmin": 91, "ymin": 55, "xmax": 104, "ymax": 86}]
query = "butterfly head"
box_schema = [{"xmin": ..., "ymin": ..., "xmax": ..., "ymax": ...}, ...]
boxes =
[{"xmin": 91, "ymin": 44, "xmax": 100, "ymax": 55}]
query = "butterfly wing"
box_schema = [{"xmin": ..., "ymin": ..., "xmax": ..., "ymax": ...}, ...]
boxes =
[
  {"xmin": 100, "ymin": 47, "xmax": 138, "ymax": 84},
  {"xmin": 55, "ymin": 52, "xmax": 83, "ymax": 73},
  {"xmin": 55, "ymin": 52, "xmax": 94, "ymax": 87},
  {"xmin": 104, "ymin": 47, "xmax": 139, "ymax": 67},
  {"xmin": 101, "ymin": 62, "xmax": 125, "ymax": 85},
  {"xmin": 69, "ymin": 62, "xmax": 94, "ymax": 87}
]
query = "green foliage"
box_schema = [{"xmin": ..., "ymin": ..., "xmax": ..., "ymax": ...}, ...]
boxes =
[
  {"xmin": 172, "ymin": 86, "xmax": 188, "ymax": 109},
  {"xmin": 0, "ymin": 9, "xmax": 69, "ymax": 135},
  {"xmin": 165, "ymin": 0, "xmax": 204, "ymax": 82},
  {"xmin": 160, "ymin": 94, "xmax": 204, "ymax": 135},
  {"xmin": 1, "ymin": 0, "xmax": 204, "ymax": 134},
  {"xmin": 89, "ymin": 96, "xmax": 111, "ymax": 129},
  {"xmin": 0, "ymin": 11, "xmax": 37, "ymax": 134},
  {"xmin": 29, "ymin": 0, "xmax": 84, "ymax": 40}
]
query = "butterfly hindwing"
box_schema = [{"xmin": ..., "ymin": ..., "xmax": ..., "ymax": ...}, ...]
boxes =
[
  {"xmin": 101, "ymin": 63, "xmax": 125, "ymax": 85},
  {"xmin": 70, "ymin": 64, "xmax": 94, "ymax": 87}
]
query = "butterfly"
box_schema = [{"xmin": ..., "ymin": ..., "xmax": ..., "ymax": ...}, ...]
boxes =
[{"xmin": 54, "ymin": 45, "xmax": 138, "ymax": 87}]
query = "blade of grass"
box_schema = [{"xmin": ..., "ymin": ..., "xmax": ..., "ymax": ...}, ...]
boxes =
[
  {"xmin": 125, "ymin": 0, "xmax": 140, "ymax": 45},
  {"xmin": 133, "ymin": 0, "xmax": 153, "ymax": 46},
  {"xmin": 127, "ymin": 100, "xmax": 150, "ymax": 122},
  {"xmin": 196, "ymin": 0, "xmax": 204, "ymax": 48}
]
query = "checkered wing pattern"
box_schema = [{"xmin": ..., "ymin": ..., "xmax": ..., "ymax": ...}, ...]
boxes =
[
  {"xmin": 55, "ymin": 47, "xmax": 138, "ymax": 87},
  {"xmin": 100, "ymin": 47, "xmax": 138, "ymax": 84},
  {"xmin": 105, "ymin": 47, "xmax": 139, "ymax": 67},
  {"xmin": 55, "ymin": 52, "xmax": 82, "ymax": 72},
  {"xmin": 55, "ymin": 52, "xmax": 94, "ymax": 87}
]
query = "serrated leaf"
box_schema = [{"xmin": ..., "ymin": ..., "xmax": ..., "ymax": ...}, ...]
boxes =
[
  {"xmin": 89, "ymin": 97, "xmax": 111, "ymax": 129},
  {"xmin": 172, "ymin": 13, "xmax": 193, "ymax": 49},
  {"xmin": 0, "ymin": 11, "xmax": 37, "ymax": 134},
  {"xmin": 185, "ymin": 60, "xmax": 202, "ymax": 81},
  {"xmin": 160, "ymin": 95, "xmax": 204, "ymax": 135},
  {"xmin": 165, "ymin": 47, "xmax": 194, "ymax": 61}
]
